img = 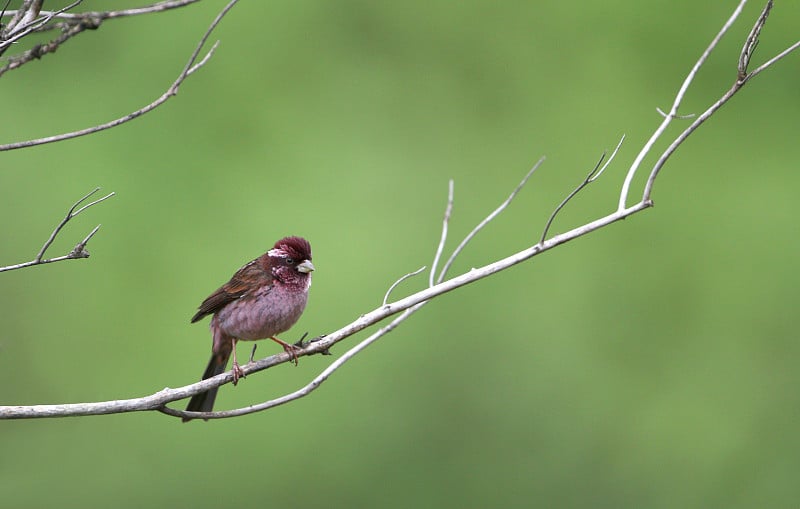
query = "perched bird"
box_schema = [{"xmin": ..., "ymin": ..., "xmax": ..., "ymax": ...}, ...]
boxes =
[{"xmin": 183, "ymin": 236, "xmax": 314, "ymax": 422}]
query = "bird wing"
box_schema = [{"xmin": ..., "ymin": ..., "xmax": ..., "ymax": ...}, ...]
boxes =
[{"xmin": 190, "ymin": 258, "xmax": 272, "ymax": 323}]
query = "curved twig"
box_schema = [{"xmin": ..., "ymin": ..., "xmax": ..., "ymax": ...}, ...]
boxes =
[
  {"xmin": 383, "ymin": 266, "xmax": 426, "ymax": 306},
  {"xmin": 438, "ymin": 157, "xmax": 544, "ymax": 284},
  {"xmin": 539, "ymin": 136, "xmax": 623, "ymax": 244},
  {"xmin": 0, "ymin": 188, "xmax": 114, "ymax": 273},
  {"xmin": 0, "ymin": 0, "xmax": 797, "ymax": 421},
  {"xmin": 618, "ymin": 0, "xmax": 748, "ymax": 211},
  {"xmin": 0, "ymin": 0, "xmax": 237, "ymax": 151}
]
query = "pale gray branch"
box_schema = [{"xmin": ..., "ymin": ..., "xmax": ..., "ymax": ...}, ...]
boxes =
[
  {"xmin": 642, "ymin": 0, "xmax": 797, "ymax": 201},
  {"xmin": 0, "ymin": 188, "xmax": 115, "ymax": 273},
  {"xmin": 0, "ymin": 0, "xmax": 237, "ymax": 151},
  {"xmin": 429, "ymin": 180, "xmax": 454, "ymax": 287},
  {"xmin": 383, "ymin": 266, "xmax": 426, "ymax": 306},
  {"xmin": 438, "ymin": 157, "xmax": 544, "ymax": 284},
  {"xmin": 540, "ymin": 137, "xmax": 623, "ymax": 245},
  {"xmin": 618, "ymin": 0, "xmax": 748, "ymax": 211},
  {"xmin": 1, "ymin": 0, "xmax": 200, "ymax": 22},
  {"xmin": 0, "ymin": 0, "xmax": 795, "ymax": 421}
]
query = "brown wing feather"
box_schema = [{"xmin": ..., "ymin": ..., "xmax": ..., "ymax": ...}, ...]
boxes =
[{"xmin": 190, "ymin": 257, "xmax": 273, "ymax": 323}]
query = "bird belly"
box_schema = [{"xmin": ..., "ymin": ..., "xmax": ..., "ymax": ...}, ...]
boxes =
[{"xmin": 216, "ymin": 285, "xmax": 308, "ymax": 341}]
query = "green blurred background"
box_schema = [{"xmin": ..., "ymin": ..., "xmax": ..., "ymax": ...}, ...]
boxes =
[{"xmin": 1, "ymin": 1, "xmax": 798, "ymax": 507}]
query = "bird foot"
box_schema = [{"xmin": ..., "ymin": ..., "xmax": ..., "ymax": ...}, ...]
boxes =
[
  {"xmin": 282, "ymin": 342, "xmax": 303, "ymax": 366},
  {"xmin": 271, "ymin": 336, "xmax": 303, "ymax": 366},
  {"xmin": 232, "ymin": 361, "xmax": 245, "ymax": 385}
]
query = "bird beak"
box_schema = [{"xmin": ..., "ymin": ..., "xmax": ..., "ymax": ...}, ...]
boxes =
[{"xmin": 297, "ymin": 260, "xmax": 315, "ymax": 274}]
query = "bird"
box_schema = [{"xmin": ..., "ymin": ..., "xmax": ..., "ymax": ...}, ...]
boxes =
[{"xmin": 183, "ymin": 236, "xmax": 314, "ymax": 422}]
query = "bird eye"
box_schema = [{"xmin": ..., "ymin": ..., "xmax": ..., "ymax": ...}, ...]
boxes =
[{"xmin": 285, "ymin": 258, "xmax": 295, "ymax": 265}]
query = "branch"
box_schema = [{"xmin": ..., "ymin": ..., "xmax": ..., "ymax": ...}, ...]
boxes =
[
  {"xmin": 540, "ymin": 137, "xmax": 623, "ymax": 244},
  {"xmin": 641, "ymin": 0, "xmax": 797, "ymax": 201},
  {"xmin": 0, "ymin": 0, "xmax": 238, "ymax": 151},
  {"xmin": 1, "ymin": 0, "xmax": 797, "ymax": 420},
  {"xmin": 2, "ymin": 0, "xmax": 199, "ymax": 22},
  {"xmin": 0, "ymin": 0, "xmax": 78, "ymax": 55},
  {"xmin": 0, "ymin": 1, "xmax": 200, "ymax": 73},
  {"xmin": 0, "ymin": 188, "xmax": 115, "ymax": 273}
]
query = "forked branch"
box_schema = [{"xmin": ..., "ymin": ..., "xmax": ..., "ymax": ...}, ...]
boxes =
[
  {"xmin": 0, "ymin": 0, "xmax": 795, "ymax": 420},
  {"xmin": 0, "ymin": 188, "xmax": 114, "ymax": 273},
  {"xmin": 0, "ymin": 0, "xmax": 238, "ymax": 151}
]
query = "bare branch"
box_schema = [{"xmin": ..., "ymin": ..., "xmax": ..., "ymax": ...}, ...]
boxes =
[
  {"xmin": 642, "ymin": 2, "xmax": 799, "ymax": 201},
  {"xmin": 618, "ymin": 0, "xmax": 748, "ymax": 211},
  {"xmin": 0, "ymin": 0, "xmax": 40, "ymax": 40},
  {"xmin": 172, "ymin": 161, "xmax": 546, "ymax": 420},
  {"xmin": 0, "ymin": 1, "xmax": 197, "ymax": 74},
  {"xmin": 0, "ymin": 0, "xmax": 77, "ymax": 53},
  {"xmin": 540, "ymin": 137, "xmax": 623, "ymax": 244},
  {"xmin": 738, "ymin": 0, "xmax": 773, "ymax": 80},
  {"xmin": 438, "ymin": 157, "xmax": 544, "ymax": 284},
  {"xmin": 429, "ymin": 180, "xmax": 454, "ymax": 287},
  {"xmin": 0, "ymin": 188, "xmax": 114, "ymax": 273},
  {"xmin": 655, "ymin": 107, "xmax": 695, "ymax": 120},
  {"xmin": 0, "ymin": 13, "xmax": 97, "ymax": 77},
  {"xmin": 165, "ymin": 304, "xmax": 429, "ymax": 420},
  {"xmin": 383, "ymin": 266, "xmax": 426, "ymax": 306},
  {"xmin": 1, "ymin": 1, "xmax": 796, "ymax": 421},
  {"xmin": 0, "ymin": 0, "xmax": 237, "ymax": 151},
  {"xmin": 36, "ymin": 187, "xmax": 113, "ymax": 261},
  {"xmin": 1, "ymin": 0, "xmax": 200, "ymax": 22}
]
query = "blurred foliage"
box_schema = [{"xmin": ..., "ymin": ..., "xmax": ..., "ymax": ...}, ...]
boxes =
[{"xmin": 1, "ymin": 1, "xmax": 799, "ymax": 508}]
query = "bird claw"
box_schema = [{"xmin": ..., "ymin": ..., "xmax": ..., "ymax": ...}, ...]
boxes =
[
  {"xmin": 282, "ymin": 343, "xmax": 303, "ymax": 366},
  {"xmin": 232, "ymin": 361, "xmax": 245, "ymax": 385}
]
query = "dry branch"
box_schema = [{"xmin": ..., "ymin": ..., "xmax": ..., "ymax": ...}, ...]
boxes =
[
  {"xmin": 0, "ymin": 1, "xmax": 200, "ymax": 66},
  {"xmin": 0, "ymin": 0, "xmax": 796, "ymax": 421},
  {"xmin": 0, "ymin": 188, "xmax": 114, "ymax": 273},
  {"xmin": 0, "ymin": 0, "xmax": 235, "ymax": 150}
]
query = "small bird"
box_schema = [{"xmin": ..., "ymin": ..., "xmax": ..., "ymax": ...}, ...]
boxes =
[{"xmin": 183, "ymin": 236, "xmax": 314, "ymax": 422}]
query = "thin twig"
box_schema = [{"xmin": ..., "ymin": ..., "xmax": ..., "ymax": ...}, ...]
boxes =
[
  {"xmin": 383, "ymin": 266, "xmax": 426, "ymax": 306},
  {"xmin": 0, "ymin": 188, "xmax": 115, "ymax": 273},
  {"xmin": 655, "ymin": 107, "xmax": 695, "ymax": 120},
  {"xmin": 429, "ymin": 180, "xmax": 454, "ymax": 287},
  {"xmin": 618, "ymin": 0, "xmax": 748, "ymax": 211},
  {"xmin": 738, "ymin": 0, "xmax": 773, "ymax": 80},
  {"xmin": 0, "ymin": 1, "xmax": 796, "ymax": 420},
  {"xmin": 166, "ymin": 304, "xmax": 428, "ymax": 420},
  {"xmin": 438, "ymin": 157, "xmax": 544, "ymax": 283},
  {"xmin": 0, "ymin": 0, "xmax": 35, "ymax": 39},
  {"xmin": 1, "ymin": 0, "xmax": 200, "ymax": 22},
  {"xmin": 0, "ymin": 0, "xmax": 237, "ymax": 151},
  {"xmin": 0, "ymin": 0, "xmax": 79, "ymax": 51},
  {"xmin": 0, "ymin": 1, "xmax": 200, "ymax": 75},
  {"xmin": 35, "ymin": 187, "xmax": 113, "ymax": 261},
  {"xmin": 642, "ymin": 2, "xmax": 799, "ymax": 201},
  {"xmin": 540, "ymin": 136, "xmax": 623, "ymax": 244},
  {"xmin": 173, "ymin": 163, "xmax": 546, "ymax": 420},
  {"xmin": 747, "ymin": 39, "xmax": 800, "ymax": 80}
]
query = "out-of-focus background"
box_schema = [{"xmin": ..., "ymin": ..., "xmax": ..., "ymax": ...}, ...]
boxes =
[{"xmin": 1, "ymin": 1, "xmax": 798, "ymax": 507}]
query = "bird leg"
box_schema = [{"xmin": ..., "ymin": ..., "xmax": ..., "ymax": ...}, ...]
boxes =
[
  {"xmin": 231, "ymin": 338, "xmax": 245, "ymax": 385},
  {"xmin": 270, "ymin": 336, "xmax": 303, "ymax": 366}
]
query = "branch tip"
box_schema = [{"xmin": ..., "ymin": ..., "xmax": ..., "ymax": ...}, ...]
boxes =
[
  {"xmin": 384, "ymin": 266, "xmax": 427, "ymax": 305},
  {"xmin": 738, "ymin": 0, "xmax": 773, "ymax": 79}
]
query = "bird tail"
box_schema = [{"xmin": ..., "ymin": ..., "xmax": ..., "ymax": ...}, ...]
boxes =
[{"xmin": 182, "ymin": 352, "xmax": 229, "ymax": 423}]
